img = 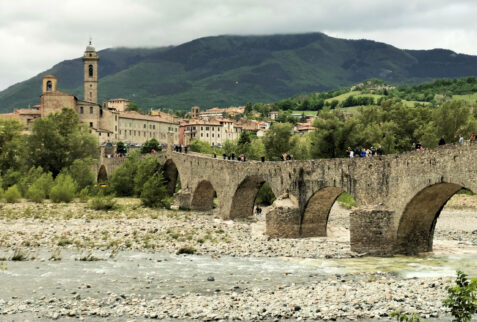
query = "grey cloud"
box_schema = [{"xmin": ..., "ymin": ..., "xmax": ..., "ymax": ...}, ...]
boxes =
[{"xmin": 1, "ymin": 0, "xmax": 477, "ymax": 91}]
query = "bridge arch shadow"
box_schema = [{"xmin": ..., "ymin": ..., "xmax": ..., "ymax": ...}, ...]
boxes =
[
  {"xmin": 301, "ymin": 187, "xmax": 347, "ymax": 237},
  {"xmin": 229, "ymin": 176, "xmax": 276, "ymax": 219},
  {"xmin": 395, "ymin": 182, "xmax": 470, "ymax": 255},
  {"xmin": 191, "ymin": 180, "xmax": 217, "ymax": 211},
  {"xmin": 162, "ymin": 159, "xmax": 180, "ymax": 197},
  {"xmin": 97, "ymin": 165, "xmax": 108, "ymax": 183}
]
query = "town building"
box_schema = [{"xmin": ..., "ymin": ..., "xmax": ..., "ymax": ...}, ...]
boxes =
[
  {"xmin": 1, "ymin": 41, "xmax": 179, "ymax": 146},
  {"xmin": 179, "ymin": 118, "xmax": 242, "ymax": 146}
]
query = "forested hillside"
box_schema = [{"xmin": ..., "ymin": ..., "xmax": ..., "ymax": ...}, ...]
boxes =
[{"xmin": 3, "ymin": 33, "xmax": 477, "ymax": 112}]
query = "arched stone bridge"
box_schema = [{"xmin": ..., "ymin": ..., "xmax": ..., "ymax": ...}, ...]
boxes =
[{"xmin": 98, "ymin": 141, "xmax": 477, "ymax": 256}]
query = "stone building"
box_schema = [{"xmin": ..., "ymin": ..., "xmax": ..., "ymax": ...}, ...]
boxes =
[
  {"xmin": 179, "ymin": 118, "xmax": 242, "ymax": 146},
  {"xmin": 0, "ymin": 107, "xmax": 41, "ymax": 132},
  {"xmin": 3, "ymin": 41, "xmax": 180, "ymax": 146}
]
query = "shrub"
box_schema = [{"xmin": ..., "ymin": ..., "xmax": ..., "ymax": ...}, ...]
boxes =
[
  {"xmin": 18, "ymin": 166, "xmax": 44, "ymax": 197},
  {"xmin": 32, "ymin": 172, "xmax": 54, "ymax": 199},
  {"xmin": 78, "ymin": 187, "xmax": 89, "ymax": 202},
  {"xmin": 255, "ymin": 182, "xmax": 276, "ymax": 206},
  {"xmin": 89, "ymin": 195, "xmax": 117, "ymax": 211},
  {"xmin": 140, "ymin": 172, "xmax": 169, "ymax": 208},
  {"xmin": 4, "ymin": 185, "xmax": 21, "ymax": 203},
  {"xmin": 26, "ymin": 184, "xmax": 45, "ymax": 203},
  {"xmin": 337, "ymin": 192, "xmax": 357, "ymax": 209},
  {"xmin": 443, "ymin": 270, "xmax": 477, "ymax": 322},
  {"xmin": 50, "ymin": 174, "xmax": 77, "ymax": 203}
]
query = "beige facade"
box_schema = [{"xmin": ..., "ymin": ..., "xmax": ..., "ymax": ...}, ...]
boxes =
[
  {"xmin": 181, "ymin": 118, "xmax": 242, "ymax": 146},
  {"xmin": 118, "ymin": 111, "xmax": 179, "ymax": 145},
  {"xmin": 105, "ymin": 98, "xmax": 130, "ymax": 112},
  {"xmin": 6, "ymin": 41, "xmax": 180, "ymax": 146}
]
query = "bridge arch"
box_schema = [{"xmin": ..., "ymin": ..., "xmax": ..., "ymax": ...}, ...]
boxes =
[
  {"xmin": 301, "ymin": 187, "xmax": 346, "ymax": 237},
  {"xmin": 191, "ymin": 180, "xmax": 217, "ymax": 211},
  {"xmin": 229, "ymin": 176, "xmax": 277, "ymax": 219},
  {"xmin": 97, "ymin": 165, "xmax": 108, "ymax": 183},
  {"xmin": 395, "ymin": 182, "xmax": 467, "ymax": 255},
  {"xmin": 162, "ymin": 159, "xmax": 180, "ymax": 196}
]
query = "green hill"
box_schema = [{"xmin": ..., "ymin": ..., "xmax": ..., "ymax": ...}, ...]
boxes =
[{"xmin": 3, "ymin": 32, "xmax": 477, "ymax": 112}]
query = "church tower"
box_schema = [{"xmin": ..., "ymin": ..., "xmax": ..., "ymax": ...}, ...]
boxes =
[{"xmin": 82, "ymin": 40, "xmax": 99, "ymax": 103}]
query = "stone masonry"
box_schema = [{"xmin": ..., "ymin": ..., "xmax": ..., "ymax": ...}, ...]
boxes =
[{"xmin": 97, "ymin": 141, "xmax": 477, "ymax": 256}]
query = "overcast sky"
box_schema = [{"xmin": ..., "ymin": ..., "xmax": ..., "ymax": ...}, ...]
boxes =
[{"xmin": 1, "ymin": 0, "xmax": 477, "ymax": 91}]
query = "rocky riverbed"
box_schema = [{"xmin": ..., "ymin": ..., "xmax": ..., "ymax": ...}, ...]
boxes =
[{"xmin": 0, "ymin": 195, "xmax": 476, "ymax": 320}]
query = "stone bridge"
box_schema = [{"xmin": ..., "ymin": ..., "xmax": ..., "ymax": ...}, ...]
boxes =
[{"xmin": 97, "ymin": 140, "xmax": 477, "ymax": 256}]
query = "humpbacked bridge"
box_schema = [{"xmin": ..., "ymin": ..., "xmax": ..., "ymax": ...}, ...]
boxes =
[{"xmin": 97, "ymin": 139, "xmax": 477, "ymax": 256}]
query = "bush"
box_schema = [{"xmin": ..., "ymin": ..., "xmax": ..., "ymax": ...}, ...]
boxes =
[
  {"xmin": 78, "ymin": 187, "xmax": 89, "ymax": 202},
  {"xmin": 50, "ymin": 174, "xmax": 77, "ymax": 203},
  {"xmin": 140, "ymin": 172, "xmax": 169, "ymax": 208},
  {"xmin": 26, "ymin": 184, "xmax": 45, "ymax": 203},
  {"xmin": 27, "ymin": 172, "xmax": 54, "ymax": 200},
  {"xmin": 18, "ymin": 166, "xmax": 44, "ymax": 197},
  {"xmin": 337, "ymin": 192, "xmax": 357, "ymax": 209},
  {"xmin": 4, "ymin": 185, "xmax": 21, "ymax": 203},
  {"xmin": 89, "ymin": 195, "xmax": 117, "ymax": 211},
  {"xmin": 255, "ymin": 182, "xmax": 276, "ymax": 206},
  {"xmin": 443, "ymin": 270, "xmax": 477, "ymax": 322}
]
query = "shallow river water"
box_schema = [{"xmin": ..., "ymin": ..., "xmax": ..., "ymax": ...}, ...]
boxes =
[{"xmin": 1, "ymin": 244, "xmax": 476, "ymax": 302}]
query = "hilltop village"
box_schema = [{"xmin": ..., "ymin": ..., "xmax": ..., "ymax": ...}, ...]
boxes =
[{"xmin": 0, "ymin": 42, "xmax": 315, "ymax": 148}]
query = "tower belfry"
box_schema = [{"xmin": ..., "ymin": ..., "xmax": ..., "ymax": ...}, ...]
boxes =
[{"xmin": 82, "ymin": 40, "xmax": 99, "ymax": 103}]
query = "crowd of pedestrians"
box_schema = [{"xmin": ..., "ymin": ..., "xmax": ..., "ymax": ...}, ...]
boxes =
[
  {"xmin": 346, "ymin": 146, "xmax": 383, "ymax": 158},
  {"xmin": 174, "ymin": 145, "xmax": 189, "ymax": 153}
]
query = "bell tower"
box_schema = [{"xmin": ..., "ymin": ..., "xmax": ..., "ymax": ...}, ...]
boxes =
[{"xmin": 82, "ymin": 40, "xmax": 99, "ymax": 103}]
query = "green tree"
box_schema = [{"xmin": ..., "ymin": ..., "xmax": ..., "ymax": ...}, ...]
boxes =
[
  {"xmin": 189, "ymin": 139, "xmax": 213, "ymax": 154},
  {"xmin": 27, "ymin": 108, "xmax": 98, "ymax": 176},
  {"xmin": 109, "ymin": 153, "xmax": 139, "ymax": 196},
  {"xmin": 30, "ymin": 172, "xmax": 54, "ymax": 199},
  {"xmin": 126, "ymin": 102, "xmax": 142, "ymax": 112},
  {"xmin": 65, "ymin": 158, "xmax": 95, "ymax": 191},
  {"xmin": 0, "ymin": 119, "xmax": 25, "ymax": 174},
  {"xmin": 262, "ymin": 123, "xmax": 294, "ymax": 160},
  {"xmin": 134, "ymin": 155, "xmax": 162, "ymax": 196},
  {"xmin": 140, "ymin": 172, "xmax": 170, "ymax": 208},
  {"xmin": 116, "ymin": 141, "xmax": 127, "ymax": 154},
  {"xmin": 433, "ymin": 100, "xmax": 474, "ymax": 143},
  {"xmin": 141, "ymin": 138, "xmax": 161, "ymax": 154},
  {"xmin": 255, "ymin": 183, "xmax": 276, "ymax": 206}
]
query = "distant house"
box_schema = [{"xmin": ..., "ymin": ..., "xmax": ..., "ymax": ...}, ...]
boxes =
[
  {"xmin": 269, "ymin": 111, "xmax": 279, "ymax": 120},
  {"xmin": 294, "ymin": 122, "xmax": 315, "ymax": 134}
]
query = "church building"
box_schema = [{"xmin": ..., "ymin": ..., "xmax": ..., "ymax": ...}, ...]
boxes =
[{"xmin": 23, "ymin": 41, "xmax": 179, "ymax": 145}]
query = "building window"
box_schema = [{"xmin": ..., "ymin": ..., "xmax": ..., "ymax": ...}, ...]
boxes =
[
  {"xmin": 107, "ymin": 133, "xmax": 110, "ymax": 137},
  {"xmin": 90, "ymin": 106, "xmax": 93, "ymax": 114},
  {"xmin": 201, "ymin": 133, "xmax": 203, "ymax": 137},
  {"xmin": 89, "ymin": 122, "xmax": 93, "ymax": 128},
  {"xmin": 80, "ymin": 106, "xmax": 83, "ymax": 114},
  {"xmin": 99, "ymin": 133, "xmax": 101, "ymax": 136},
  {"xmin": 89, "ymin": 65, "xmax": 93, "ymax": 77},
  {"xmin": 201, "ymin": 127, "xmax": 203, "ymax": 131},
  {"xmin": 206, "ymin": 133, "xmax": 209, "ymax": 137},
  {"xmin": 206, "ymin": 127, "xmax": 209, "ymax": 131},
  {"xmin": 119, "ymin": 130, "xmax": 121, "ymax": 134},
  {"xmin": 144, "ymin": 124, "xmax": 146, "ymax": 128},
  {"xmin": 115, "ymin": 115, "xmax": 117, "ymax": 121},
  {"xmin": 218, "ymin": 134, "xmax": 220, "ymax": 138},
  {"xmin": 46, "ymin": 80, "xmax": 52, "ymax": 91},
  {"xmin": 212, "ymin": 133, "xmax": 214, "ymax": 137},
  {"xmin": 115, "ymin": 125, "xmax": 117, "ymax": 131}
]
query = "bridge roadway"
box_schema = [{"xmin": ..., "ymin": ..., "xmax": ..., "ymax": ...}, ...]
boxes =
[{"xmin": 98, "ymin": 140, "xmax": 477, "ymax": 256}]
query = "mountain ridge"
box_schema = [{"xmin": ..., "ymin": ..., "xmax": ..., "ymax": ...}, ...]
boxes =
[{"xmin": 1, "ymin": 32, "xmax": 477, "ymax": 112}]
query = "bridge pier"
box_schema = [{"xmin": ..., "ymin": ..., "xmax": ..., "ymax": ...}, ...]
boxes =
[
  {"xmin": 174, "ymin": 189, "xmax": 192, "ymax": 210},
  {"xmin": 350, "ymin": 207, "xmax": 395, "ymax": 256},
  {"xmin": 266, "ymin": 194, "xmax": 301, "ymax": 238}
]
